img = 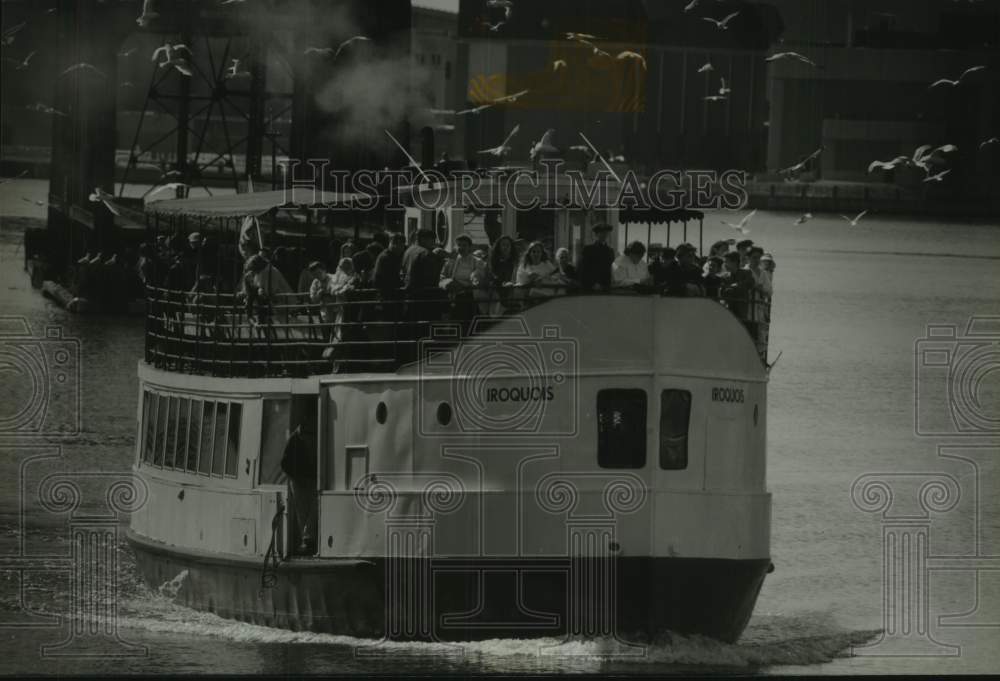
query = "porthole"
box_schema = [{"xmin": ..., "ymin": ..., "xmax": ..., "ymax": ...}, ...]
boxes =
[
  {"xmin": 243, "ymin": 534, "xmax": 248, "ymax": 547},
  {"xmin": 327, "ymin": 536, "xmax": 334, "ymax": 548},
  {"xmin": 376, "ymin": 402, "xmax": 388, "ymax": 425},
  {"xmin": 753, "ymin": 404, "xmax": 759, "ymax": 426},
  {"xmin": 436, "ymin": 402, "xmax": 452, "ymax": 426}
]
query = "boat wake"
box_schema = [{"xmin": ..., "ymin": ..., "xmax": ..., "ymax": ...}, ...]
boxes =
[{"xmin": 112, "ymin": 582, "xmax": 880, "ymax": 671}]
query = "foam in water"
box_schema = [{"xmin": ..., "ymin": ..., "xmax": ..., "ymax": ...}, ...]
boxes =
[
  {"xmin": 156, "ymin": 570, "xmax": 189, "ymax": 600},
  {"xmin": 111, "ymin": 583, "xmax": 880, "ymax": 669}
]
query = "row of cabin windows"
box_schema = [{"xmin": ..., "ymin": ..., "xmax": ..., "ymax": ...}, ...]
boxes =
[
  {"xmin": 597, "ymin": 389, "xmax": 692, "ymax": 470},
  {"xmin": 140, "ymin": 391, "xmax": 242, "ymax": 478}
]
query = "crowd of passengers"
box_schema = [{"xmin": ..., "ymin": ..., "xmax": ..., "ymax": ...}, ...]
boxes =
[{"xmin": 139, "ymin": 223, "xmax": 775, "ymax": 361}]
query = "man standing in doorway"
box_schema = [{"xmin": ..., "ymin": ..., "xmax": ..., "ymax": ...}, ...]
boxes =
[{"xmin": 281, "ymin": 425, "xmax": 317, "ymax": 555}]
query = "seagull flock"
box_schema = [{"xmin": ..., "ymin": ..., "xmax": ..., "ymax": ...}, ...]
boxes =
[{"xmin": 1, "ymin": 0, "xmax": 997, "ymax": 233}]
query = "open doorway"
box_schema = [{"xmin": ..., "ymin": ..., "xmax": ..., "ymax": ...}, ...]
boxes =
[{"xmin": 260, "ymin": 395, "xmax": 318, "ymax": 556}]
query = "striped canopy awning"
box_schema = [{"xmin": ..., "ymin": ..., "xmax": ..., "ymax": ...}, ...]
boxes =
[{"xmin": 619, "ymin": 207, "xmax": 705, "ymax": 224}]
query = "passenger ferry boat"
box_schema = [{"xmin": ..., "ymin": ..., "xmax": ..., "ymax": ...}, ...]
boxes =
[{"xmin": 127, "ymin": 173, "xmax": 773, "ymax": 644}]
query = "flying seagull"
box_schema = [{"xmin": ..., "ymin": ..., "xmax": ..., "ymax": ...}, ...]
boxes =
[
  {"xmin": 566, "ymin": 32, "xmax": 611, "ymax": 58},
  {"xmin": 718, "ymin": 77, "xmax": 731, "ymax": 95},
  {"xmin": 794, "ymin": 212, "xmax": 813, "ymax": 226},
  {"xmin": 334, "ymin": 35, "xmax": 371, "ymax": 59},
  {"xmin": 684, "ymin": 0, "xmax": 702, "ymax": 12},
  {"xmin": 455, "ymin": 103, "xmax": 493, "ymax": 116},
  {"xmin": 566, "ymin": 144, "xmax": 596, "ymax": 160},
  {"xmin": 88, "ymin": 188, "xmax": 122, "ymax": 216},
  {"xmin": 617, "ymin": 51, "xmax": 647, "ymax": 70},
  {"xmin": 151, "ymin": 43, "xmax": 191, "ymax": 62},
  {"xmin": 553, "ymin": 59, "xmax": 567, "ymax": 72},
  {"xmin": 0, "ymin": 170, "xmax": 29, "ymax": 185},
  {"xmin": 697, "ymin": 61, "xmax": 714, "ymax": 73},
  {"xmin": 722, "ymin": 209, "xmax": 756, "ymax": 235},
  {"xmin": 530, "ymin": 129, "xmax": 559, "ymax": 162},
  {"xmin": 118, "ymin": 48, "xmax": 138, "ymax": 58},
  {"xmin": 923, "ymin": 169, "xmax": 951, "ymax": 183},
  {"xmin": 26, "ymin": 102, "xmax": 68, "ymax": 117},
  {"xmin": 5, "ymin": 51, "xmax": 36, "ymax": 70},
  {"xmin": 765, "ymin": 52, "xmax": 820, "ymax": 68},
  {"xmin": 478, "ymin": 124, "xmax": 521, "ymax": 158},
  {"xmin": 60, "ymin": 63, "xmax": 108, "ymax": 79},
  {"xmin": 152, "ymin": 43, "xmax": 193, "ymax": 76},
  {"xmin": 577, "ymin": 39, "xmax": 611, "ymax": 58},
  {"xmin": 981, "ymin": 137, "xmax": 999, "ymax": 150},
  {"xmin": 455, "ymin": 89, "xmax": 529, "ymax": 116},
  {"xmin": 704, "ymin": 94, "xmax": 728, "ymax": 102},
  {"xmin": 492, "ymin": 89, "xmax": 530, "ymax": 104},
  {"xmin": 840, "ymin": 210, "xmax": 868, "ymax": 227},
  {"xmin": 913, "ymin": 143, "xmax": 957, "ymax": 172},
  {"xmin": 2, "ymin": 22, "xmax": 26, "ymax": 46},
  {"xmin": 224, "ymin": 58, "xmax": 250, "ymax": 80},
  {"xmin": 779, "ymin": 147, "xmax": 823, "ymax": 175},
  {"xmin": 136, "ymin": 0, "xmax": 158, "ymax": 27},
  {"xmin": 868, "ymin": 155, "xmax": 910, "ymax": 174},
  {"xmin": 703, "ymin": 12, "xmax": 740, "ymax": 30},
  {"xmin": 929, "ymin": 65, "xmax": 986, "ymax": 89}
]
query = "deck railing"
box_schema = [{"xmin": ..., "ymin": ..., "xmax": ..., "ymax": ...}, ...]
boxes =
[{"xmin": 144, "ymin": 284, "xmax": 772, "ymax": 378}]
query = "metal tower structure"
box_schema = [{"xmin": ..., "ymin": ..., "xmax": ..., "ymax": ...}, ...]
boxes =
[{"xmin": 43, "ymin": 0, "xmax": 411, "ymax": 280}]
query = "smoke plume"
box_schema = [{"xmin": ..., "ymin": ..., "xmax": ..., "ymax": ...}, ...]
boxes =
[{"xmin": 315, "ymin": 45, "xmax": 433, "ymax": 146}]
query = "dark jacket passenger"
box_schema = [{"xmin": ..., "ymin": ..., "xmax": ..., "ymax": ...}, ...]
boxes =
[
  {"xmin": 720, "ymin": 269, "xmax": 756, "ymax": 319},
  {"xmin": 373, "ymin": 247, "xmax": 404, "ymax": 296},
  {"xmin": 402, "ymin": 244, "xmax": 439, "ymax": 293},
  {"xmin": 578, "ymin": 242, "xmax": 615, "ymax": 291},
  {"xmin": 280, "ymin": 428, "xmax": 316, "ymax": 482}
]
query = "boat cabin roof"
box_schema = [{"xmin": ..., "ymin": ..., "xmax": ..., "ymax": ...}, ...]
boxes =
[{"xmin": 143, "ymin": 188, "xmax": 372, "ymax": 219}]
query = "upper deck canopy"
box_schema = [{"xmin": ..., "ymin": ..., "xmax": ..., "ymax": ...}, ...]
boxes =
[
  {"xmin": 397, "ymin": 172, "xmax": 706, "ymax": 221},
  {"xmin": 144, "ymin": 176, "xmax": 708, "ymax": 223},
  {"xmin": 143, "ymin": 188, "xmax": 374, "ymax": 219}
]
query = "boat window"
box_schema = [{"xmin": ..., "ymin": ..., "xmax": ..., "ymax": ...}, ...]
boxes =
[
  {"xmin": 165, "ymin": 397, "xmax": 181, "ymax": 469},
  {"xmin": 659, "ymin": 390, "xmax": 692, "ymax": 471},
  {"xmin": 224, "ymin": 403, "xmax": 241, "ymax": 478},
  {"xmin": 212, "ymin": 403, "xmax": 229, "ymax": 477},
  {"xmin": 174, "ymin": 397, "xmax": 190, "ymax": 470},
  {"xmin": 138, "ymin": 394, "xmax": 244, "ymax": 478},
  {"xmin": 186, "ymin": 399, "xmax": 202, "ymax": 472},
  {"xmin": 198, "ymin": 402, "xmax": 216, "ymax": 475},
  {"xmin": 597, "ymin": 389, "xmax": 647, "ymax": 469},
  {"xmin": 153, "ymin": 393, "xmax": 169, "ymax": 467},
  {"xmin": 142, "ymin": 391, "xmax": 156, "ymax": 463}
]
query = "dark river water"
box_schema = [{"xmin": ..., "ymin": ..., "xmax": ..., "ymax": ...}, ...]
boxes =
[{"xmin": 1, "ymin": 186, "xmax": 999, "ymax": 674}]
